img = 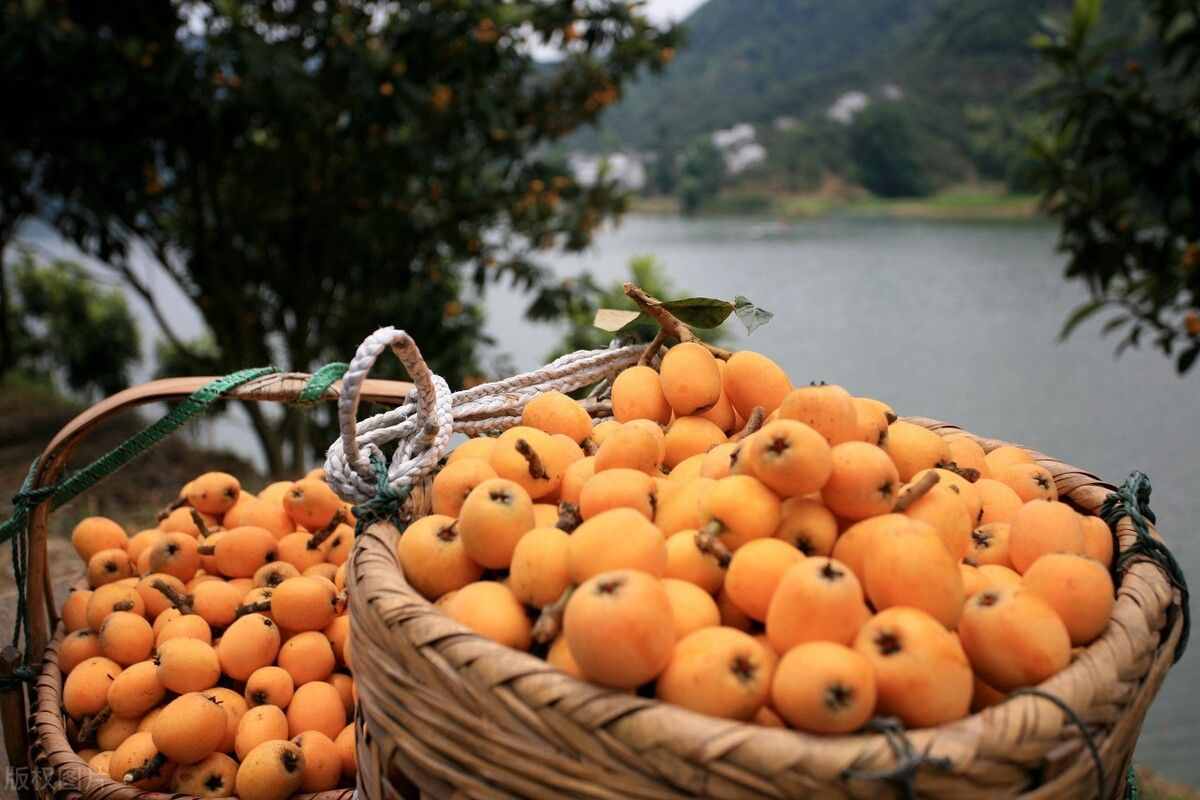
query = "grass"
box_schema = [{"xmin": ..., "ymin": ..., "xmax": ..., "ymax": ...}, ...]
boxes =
[
  {"xmin": 630, "ymin": 182, "xmax": 1042, "ymax": 222},
  {"xmin": 846, "ymin": 185, "xmax": 1040, "ymax": 220}
]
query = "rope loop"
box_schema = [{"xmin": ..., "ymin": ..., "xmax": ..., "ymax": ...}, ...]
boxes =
[
  {"xmin": 0, "ymin": 665, "xmax": 36, "ymax": 690},
  {"xmin": 324, "ymin": 327, "xmax": 645, "ymax": 508},
  {"xmin": 1009, "ymin": 687, "xmax": 1105, "ymax": 799},
  {"xmin": 841, "ymin": 716, "xmax": 951, "ymax": 800},
  {"xmin": 1100, "ymin": 471, "xmax": 1190, "ymax": 662}
]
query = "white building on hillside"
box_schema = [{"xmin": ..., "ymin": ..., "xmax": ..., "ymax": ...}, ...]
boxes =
[{"xmin": 711, "ymin": 123, "xmax": 766, "ymax": 174}]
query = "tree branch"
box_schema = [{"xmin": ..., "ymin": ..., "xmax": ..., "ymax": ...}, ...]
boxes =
[{"xmin": 104, "ymin": 257, "xmax": 203, "ymax": 366}]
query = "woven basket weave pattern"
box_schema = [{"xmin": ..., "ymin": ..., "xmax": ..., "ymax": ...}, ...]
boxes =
[{"xmin": 349, "ymin": 418, "xmax": 1182, "ymax": 800}]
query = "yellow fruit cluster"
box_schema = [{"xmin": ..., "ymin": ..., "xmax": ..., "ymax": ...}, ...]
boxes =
[
  {"xmin": 405, "ymin": 347, "xmax": 1117, "ymax": 734},
  {"xmin": 63, "ymin": 470, "xmax": 356, "ymax": 799}
]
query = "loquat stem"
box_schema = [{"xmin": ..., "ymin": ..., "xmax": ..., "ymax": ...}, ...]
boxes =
[
  {"xmin": 556, "ymin": 501, "xmax": 582, "ymax": 533},
  {"xmin": 939, "ymin": 461, "xmax": 981, "ymax": 483},
  {"xmin": 308, "ymin": 509, "xmax": 347, "ymax": 550},
  {"xmin": 893, "ymin": 470, "xmax": 941, "ymax": 513},
  {"xmin": 123, "ymin": 753, "xmax": 167, "ymax": 784},
  {"xmin": 151, "ymin": 579, "xmax": 194, "ymax": 613},
  {"xmin": 156, "ymin": 495, "xmax": 188, "ymax": 522},
  {"xmin": 234, "ymin": 599, "xmax": 272, "ymax": 618},
  {"xmin": 623, "ymin": 283, "xmax": 734, "ymax": 360},
  {"xmin": 532, "ymin": 585, "xmax": 575, "ymax": 645},
  {"xmin": 190, "ymin": 509, "xmax": 211, "ymax": 538},
  {"xmin": 515, "ymin": 438, "xmax": 548, "ymax": 480},
  {"xmin": 77, "ymin": 705, "xmax": 111, "ymax": 744},
  {"xmin": 695, "ymin": 522, "xmax": 732, "ymax": 568},
  {"xmin": 638, "ymin": 329, "xmax": 669, "ymax": 366},
  {"xmin": 731, "ymin": 406, "xmax": 766, "ymax": 442}
]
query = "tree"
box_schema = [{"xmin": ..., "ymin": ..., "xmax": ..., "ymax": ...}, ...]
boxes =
[
  {"xmin": 678, "ymin": 136, "xmax": 725, "ymax": 215},
  {"xmin": 847, "ymin": 103, "xmax": 934, "ymax": 199},
  {"xmin": 648, "ymin": 123, "xmax": 678, "ymax": 196},
  {"xmin": 1031, "ymin": 0, "xmax": 1200, "ymax": 372},
  {"xmin": 764, "ymin": 123, "xmax": 833, "ymax": 193},
  {"xmin": 2, "ymin": 1, "xmax": 680, "ymax": 473},
  {"xmin": 4, "ymin": 250, "xmax": 140, "ymax": 398}
]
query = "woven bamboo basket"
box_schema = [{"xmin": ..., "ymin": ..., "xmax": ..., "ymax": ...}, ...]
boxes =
[
  {"xmin": 0, "ymin": 370, "xmax": 413, "ymax": 800},
  {"xmin": 335, "ymin": 333, "xmax": 1188, "ymax": 800}
]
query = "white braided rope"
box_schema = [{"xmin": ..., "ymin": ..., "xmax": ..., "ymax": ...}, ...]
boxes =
[{"xmin": 324, "ymin": 327, "xmax": 644, "ymax": 504}]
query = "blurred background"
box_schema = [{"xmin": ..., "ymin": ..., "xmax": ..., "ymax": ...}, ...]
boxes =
[{"xmin": 1, "ymin": 0, "xmax": 1197, "ymax": 792}]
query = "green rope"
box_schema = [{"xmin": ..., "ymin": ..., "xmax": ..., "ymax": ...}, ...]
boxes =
[
  {"xmin": 1125, "ymin": 766, "xmax": 1139, "ymax": 799},
  {"xmin": 1099, "ymin": 471, "xmax": 1190, "ymax": 662},
  {"xmin": 297, "ymin": 362, "xmax": 349, "ymax": 405},
  {"xmin": 0, "ymin": 366, "xmax": 277, "ymax": 682},
  {"xmin": 1009, "ymin": 687, "xmax": 1104, "ymax": 799},
  {"xmin": 351, "ymin": 453, "xmax": 412, "ymax": 536}
]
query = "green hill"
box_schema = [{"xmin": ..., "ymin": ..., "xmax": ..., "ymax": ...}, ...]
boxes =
[
  {"xmin": 581, "ymin": 0, "xmax": 1143, "ymax": 193},
  {"xmin": 589, "ymin": 0, "xmax": 940, "ymax": 150}
]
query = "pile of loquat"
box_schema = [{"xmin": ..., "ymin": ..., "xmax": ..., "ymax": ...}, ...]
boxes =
[
  {"xmin": 61, "ymin": 470, "xmax": 357, "ymax": 799},
  {"xmin": 405, "ymin": 342, "xmax": 1117, "ymax": 734}
]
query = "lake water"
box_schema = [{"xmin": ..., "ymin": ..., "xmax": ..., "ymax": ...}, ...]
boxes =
[{"xmin": 18, "ymin": 214, "xmax": 1200, "ymax": 783}]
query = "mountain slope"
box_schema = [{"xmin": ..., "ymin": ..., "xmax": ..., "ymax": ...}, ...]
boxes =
[
  {"xmin": 584, "ymin": 0, "xmax": 1143, "ymax": 162},
  {"xmin": 592, "ymin": 0, "xmax": 941, "ymax": 150}
]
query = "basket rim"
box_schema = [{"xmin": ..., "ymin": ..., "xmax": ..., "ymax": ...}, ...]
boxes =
[{"xmin": 348, "ymin": 416, "xmax": 1184, "ymax": 799}]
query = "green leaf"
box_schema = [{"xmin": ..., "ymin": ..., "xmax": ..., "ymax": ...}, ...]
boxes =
[
  {"xmin": 593, "ymin": 308, "xmax": 643, "ymax": 332},
  {"xmin": 660, "ymin": 297, "xmax": 734, "ymax": 329},
  {"xmin": 732, "ymin": 296, "xmax": 774, "ymax": 334},
  {"xmin": 1100, "ymin": 315, "xmax": 1130, "ymax": 336},
  {"xmin": 1058, "ymin": 299, "xmax": 1106, "ymax": 340}
]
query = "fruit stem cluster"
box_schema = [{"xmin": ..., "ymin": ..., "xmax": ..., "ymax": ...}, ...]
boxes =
[{"xmin": 623, "ymin": 283, "xmax": 734, "ymax": 364}]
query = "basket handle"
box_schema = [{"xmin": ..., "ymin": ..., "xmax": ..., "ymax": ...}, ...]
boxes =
[{"xmin": 16, "ymin": 370, "xmax": 414, "ymax": 664}]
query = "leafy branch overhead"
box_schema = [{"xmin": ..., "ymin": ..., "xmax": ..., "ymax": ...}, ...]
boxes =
[
  {"xmin": 1031, "ymin": 0, "xmax": 1200, "ymax": 374},
  {"xmin": 593, "ymin": 292, "xmax": 773, "ymax": 336}
]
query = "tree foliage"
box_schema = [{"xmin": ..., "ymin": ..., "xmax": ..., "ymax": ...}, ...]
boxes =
[
  {"xmin": 1, "ymin": 1, "xmax": 680, "ymax": 472},
  {"xmin": 847, "ymin": 103, "xmax": 935, "ymax": 198},
  {"xmin": 4, "ymin": 251, "xmax": 140, "ymax": 398},
  {"xmin": 1030, "ymin": 0, "xmax": 1200, "ymax": 372},
  {"xmin": 678, "ymin": 137, "xmax": 726, "ymax": 214}
]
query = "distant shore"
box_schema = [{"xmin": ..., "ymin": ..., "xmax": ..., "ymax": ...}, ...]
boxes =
[{"xmin": 630, "ymin": 184, "xmax": 1042, "ymax": 223}]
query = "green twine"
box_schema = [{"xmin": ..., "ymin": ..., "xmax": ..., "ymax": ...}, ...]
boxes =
[
  {"xmin": 0, "ymin": 361, "xmax": 357, "ymax": 687},
  {"xmin": 841, "ymin": 717, "xmax": 951, "ymax": 799},
  {"xmin": 1099, "ymin": 471, "xmax": 1190, "ymax": 662},
  {"xmin": 351, "ymin": 453, "xmax": 412, "ymax": 536},
  {"xmin": 0, "ymin": 367, "xmax": 277, "ymax": 686},
  {"xmin": 1126, "ymin": 766, "xmax": 1139, "ymax": 799},
  {"xmin": 297, "ymin": 362, "xmax": 348, "ymax": 405}
]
